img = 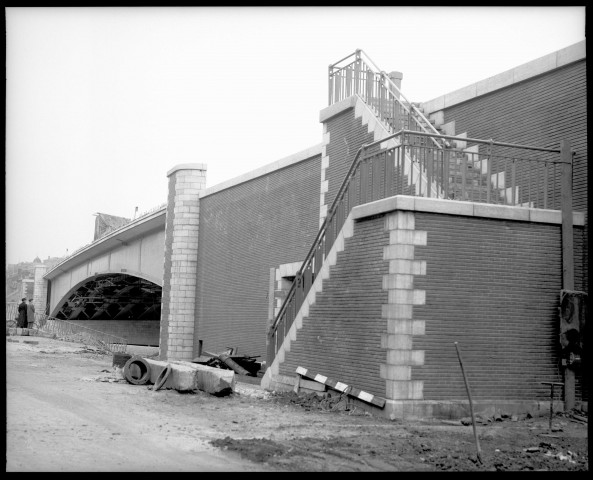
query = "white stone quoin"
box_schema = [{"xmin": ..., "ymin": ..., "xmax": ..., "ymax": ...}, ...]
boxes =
[{"xmin": 162, "ymin": 163, "xmax": 207, "ymax": 361}]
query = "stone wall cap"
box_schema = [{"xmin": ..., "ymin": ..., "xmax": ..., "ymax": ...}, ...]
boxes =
[
  {"xmin": 167, "ymin": 163, "xmax": 208, "ymax": 177},
  {"xmin": 352, "ymin": 195, "xmax": 585, "ymax": 226}
]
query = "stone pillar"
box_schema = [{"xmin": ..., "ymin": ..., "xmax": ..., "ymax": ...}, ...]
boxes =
[
  {"xmin": 160, "ymin": 163, "xmax": 207, "ymax": 361},
  {"xmin": 33, "ymin": 264, "xmax": 49, "ymax": 316},
  {"xmin": 388, "ymin": 71, "xmax": 403, "ymax": 96},
  {"xmin": 21, "ymin": 279, "xmax": 34, "ymax": 301},
  {"xmin": 388, "ymin": 71, "xmax": 403, "ymax": 131}
]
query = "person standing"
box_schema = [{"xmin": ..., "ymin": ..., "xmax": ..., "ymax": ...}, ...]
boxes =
[
  {"xmin": 17, "ymin": 298, "xmax": 27, "ymax": 328},
  {"xmin": 27, "ymin": 299, "xmax": 36, "ymax": 329}
]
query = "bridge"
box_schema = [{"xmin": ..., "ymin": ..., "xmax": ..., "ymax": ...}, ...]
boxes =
[{"xmin": 40, "ymin": 205, "xmax": 167, "ymax": 345}]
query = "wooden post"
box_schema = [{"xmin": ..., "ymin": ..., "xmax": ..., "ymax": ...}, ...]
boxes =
[{"xmin": 560, "ymin": 139, "xmax": 575, "ymax": 411}]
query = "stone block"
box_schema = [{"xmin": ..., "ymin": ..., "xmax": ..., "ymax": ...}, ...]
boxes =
[
  {"xmin": 145, "ymin": 358, "xmax": 235, "ymax": 395},
  {"xmin": 385, "ymin": 349, "xmax": 424, "ymax": 366},
  {"xmin": 380, "ymin": 364, "xmax": 412, "ymax": 381},
  {"xmin": 381, "ymin": 334, "xmax": 412, "ymax": 350},
  {"xmin": 386, "ymin": 319, "xmax": 425, "ymax": 336},
  {"xmin": 383, "ymin": 273, "xmax": 414, "ymax": 290},
  {"xmin": 381, "ymin": 304, "xmax": 413, "ymax": 320}
]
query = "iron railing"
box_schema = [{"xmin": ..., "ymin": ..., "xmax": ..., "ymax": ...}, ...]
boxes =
[
  {"xmin": 266, "ymin": 130, "xmax": 569, "ymax": 368},
  {"xmin": 6, "ymin": 302, "xmax": 127, "ymax": 353},
  {"xmin": 328, "ymin": 49, "xmax": 449, "ymax": 149}
]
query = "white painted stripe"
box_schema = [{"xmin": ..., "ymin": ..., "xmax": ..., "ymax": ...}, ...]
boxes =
[
  {"xmin": 315, "ymin": 374, "xmax": 327, "ymax": 384},
  {"xmin": 296, "ymin": 366, "xmax": 307, "ymax": 376},
  {"xmin": 358, "ymin": 391, "xmax": 374, "ymax": 403},
  {"xmin": 334, "ymin": 381, "xmax": 348, "ymax": 392}
]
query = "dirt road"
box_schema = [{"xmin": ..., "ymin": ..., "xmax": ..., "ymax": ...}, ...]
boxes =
[{"xmin": 5, "ymin": 336, "xmax": 588, "ymax": 472}]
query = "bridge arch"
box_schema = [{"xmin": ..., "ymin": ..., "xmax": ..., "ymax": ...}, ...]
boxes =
[{"xmin": 50, "ymin": 272, "xmax": 162, "ymax": 346}]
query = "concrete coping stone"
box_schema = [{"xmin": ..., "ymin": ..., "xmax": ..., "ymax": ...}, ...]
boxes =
[
  {"xmin": 319, "ymin": 95, "xmax": 359, "ymax": 123},
  {"xmin": 167, "ymin": 163, "xmax": 208, "ymax": 177},
  {"xmin": 421, "ymin": 40, "xmax": 585, "ymax": 113},
  {"xmin": 351, "ymin": 195, "xmax": 585, "ymax": 226},
  {"xmin": 200, "ymin": 143, "xmax": 323, "ymax": 198}
]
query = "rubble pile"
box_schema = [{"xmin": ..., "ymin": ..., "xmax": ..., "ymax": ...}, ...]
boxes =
[{"xmin": 270, "ymin": 390, "xmax": 366, "ymax": 413}]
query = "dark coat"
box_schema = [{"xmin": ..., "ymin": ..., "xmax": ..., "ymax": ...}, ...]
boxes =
[{"xmin": 18, "ymin": 301, "xmax": 27, "ymax": 328}]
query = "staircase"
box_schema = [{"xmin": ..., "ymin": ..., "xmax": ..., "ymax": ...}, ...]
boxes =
[{"xmin": 265, "ymin": 49, "xmax": 568, "ymax": 373}]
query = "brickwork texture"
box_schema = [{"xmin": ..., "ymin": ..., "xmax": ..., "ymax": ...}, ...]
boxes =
[{"xmin": 195, "ymin": 154, "xmax": 321, "ymax": 358}]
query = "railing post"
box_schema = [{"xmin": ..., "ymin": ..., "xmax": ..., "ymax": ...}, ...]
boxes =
[
  {"xmin": 328, "ymin": 65, "xmax": 333, "ymax": 106},
  {"xmin": 560, "ymin": 140, "xmax": 574, "ymax": 291},
  {"xmin": 486, "ymin": 141, "xmax": 493, "ymax": 204},
  {"xmin": 559, "ymin": 139, "xmax": 575, "ymax": 411}
]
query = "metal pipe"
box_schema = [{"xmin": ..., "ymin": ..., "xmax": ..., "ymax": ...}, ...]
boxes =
[
  {"xmin": 397, "ymin": 130, "xmax": 562, "ymax": 155},
  {"xmin": 454, "ymin": 342, "xmax": 483, "ymax": 464}
]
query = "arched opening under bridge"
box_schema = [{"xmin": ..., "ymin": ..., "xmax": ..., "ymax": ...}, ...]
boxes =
[{"xmin": 56, "ymin": 273, "xmax": 161, "ymax": 346}]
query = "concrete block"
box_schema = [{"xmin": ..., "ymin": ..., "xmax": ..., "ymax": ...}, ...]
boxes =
[
  {"xmin": 387, "ymin": 289, "xmax": 425, "ymax": 305},
  {"xmin": 557, "ymin": 40, "xmax": 586, "ymax": 67},
  {"xmin": 420, "ymin": 95, "xmax": 445, "ymax": 115},
  {"xmin": 389, "ymin": 259, "xmax": 426, "ymax": 276},
  {"xmin": 394, "ymin": 211, "xmax": 415, "ymax": 230},
  {"xmin": 513, "ymin": 54, "xmax": 557, "ymax": 83},
  {"xmin": 386, "ymin": 319, "xmax": 425, "ymax": 336},
  {"xmin": 381, "ymin": 334, "xmax": 412, "ymax": 350},
  {"xmin": 319, "ymin": 95, "xmax": 357, "ymax": 123},
  {"xmin": 414, "ymin": 197, "xmax": 474, "ymax": 216},
  {"xmin": 473, "ymin": 203, "xmax": 530, "ymax": 222},
  {"xmin": 383, "ymin": 273, "xmax": 414, "ymax": 290},
  {"xmin": 476, "ymin": 69, "xmax": 514, "ymax": 97},
  {"xmin": 386, "ymin": 380, "xmax": 423, "ymax": 400},
  {"xmin": 382, "ymin": 304, "xmax": 413, "ymax": 320},
  {"xmin": 386, "ymin": 349, "xmax": 425, "ymax": 366},
  {"xmin": 145, "ymin": 358, "xmax": 235, "ymax": 395},
  {"xmin": 529, "ymin": 208, "xmax": 561, "ymax": 224},
  {"xmin": 380, "ymin": 364, "xmax": 411, "ymax": 381},
  {"xmin": 383, "ymin": 244, "xmax": 415, "ymax": 260},
  {"xmin": 444, "ymin": 84, "xmax": 477, "ymax": 109},
  {"xmin": 342, "ymin": 217, "xmax": 354, "ymax": 239},
  {"xmin": 429, "ymin": 110, "xmax": 444, "ymax": 127},
  {"xmin": 389, "ymin": 229, "xmax": 427, "ymax": 245}
]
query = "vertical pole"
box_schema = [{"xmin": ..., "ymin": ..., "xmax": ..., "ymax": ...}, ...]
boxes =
[
  {"xmin": 454, "ymin": 342, "xmax": 482, "ymax": 464},
  {"xmin": 266, "ymin": 267, "xmax": 276, "ymax": 351},
  {"xmin": 486, "ymin": 142, "xmax": 493, "ymax": 204},
  {"xmin": 560, "ymin": 139, "xmax": 575, "ymax": 411},
  {"xmin": 328, "ymin": 65, "xmax": 333, "ymax": 106},
  {"xmin": 549, "ymin": 384, "xmax": 554, "ymax": 431}
]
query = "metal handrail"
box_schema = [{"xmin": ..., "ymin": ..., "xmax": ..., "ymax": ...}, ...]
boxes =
[
  {"xmin": 356, "ymin": 49, "xmax": 445, "ymax": 144},
  {"xmin": 329, "ymin": 49, "xmax": 449, "ymax": 149},
  {"xmin": 271, "ymin": 138, "xmax": 375, "ymax": 327},
  {"xmin": 403, "ymin": 130, "xmax": 563, "ymax": 155},
  {"xmin": 267, "ymin": 129, "xmax": 568, "ymax": 367}
]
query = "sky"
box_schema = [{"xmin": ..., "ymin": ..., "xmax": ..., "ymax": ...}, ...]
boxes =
[{"xmin": 5, "ymin": 6, "xmax": 586, "ymax": 265}]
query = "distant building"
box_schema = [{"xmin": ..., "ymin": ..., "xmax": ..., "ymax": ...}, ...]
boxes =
[{"xmin": 93, "ymin": 213, "xmax": 131, "ymax": 241}]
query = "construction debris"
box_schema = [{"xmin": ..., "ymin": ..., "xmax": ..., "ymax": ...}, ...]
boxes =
[
  {"xmin": 295, "ymin": 366, "xmax": 386, "ymax": 408},
  {"xmin": 145, "ymin": 358, "xmax": 235, "ymax": 395},
  {"xmin": 192, "ymin": 347, "xmax": 262, "ymax": 377}
]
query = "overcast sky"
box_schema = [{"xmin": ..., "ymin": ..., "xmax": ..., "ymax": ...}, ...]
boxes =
[{"xmin": 5, "ymin": 6, "xmax": 586, "ymax": 265}]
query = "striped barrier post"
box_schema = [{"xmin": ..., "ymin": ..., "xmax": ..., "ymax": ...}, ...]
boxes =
[{"xmin": 296, "ymin": 366, "xmax": 386, "ymax": 409}]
